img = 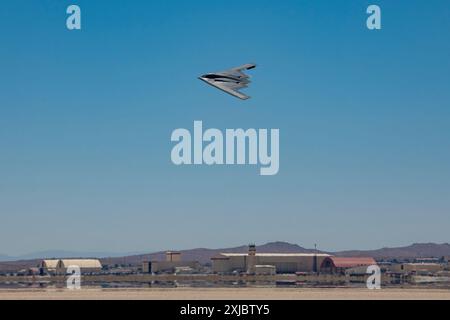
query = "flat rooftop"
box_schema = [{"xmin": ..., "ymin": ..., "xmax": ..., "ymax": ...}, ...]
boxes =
[{"xmin": 220, "ymin": 253, "xmax": 331, "ymax": 257}]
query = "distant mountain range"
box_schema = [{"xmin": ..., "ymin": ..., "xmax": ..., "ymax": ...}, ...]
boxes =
[
  {"xmin": 333, "ymin": 243, "xmax": 450, "ymax": 259},
  {"xmin": 0, "ymin": 250, "xmax": 144, "ymax": 262},
  {"xmin": 101, "ymin": 242, "xmax": 450, "ymax": 265},
  {"xmin": 101, "ymin": 241, "xmax": 319, "ymax": 266},
  {"xmin": 1, "ymin": 242, "xmax": 449, "ymax": 272},
  {"xmin": 0, "ymin": 254, "xmax": 11, "ymax": 262}
]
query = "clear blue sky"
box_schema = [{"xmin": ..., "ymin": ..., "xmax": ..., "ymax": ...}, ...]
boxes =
[{"xmin": 1, "ymin": 0, "xmax": 449, "ymax": 255}]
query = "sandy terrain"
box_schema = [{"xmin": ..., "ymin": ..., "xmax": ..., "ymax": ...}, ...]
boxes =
[{"xmin": 1, "ymin": 288, "xmax": 450, "ymax": 300}]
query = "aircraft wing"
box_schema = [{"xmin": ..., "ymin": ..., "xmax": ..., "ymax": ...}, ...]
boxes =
[
  {"xmin": 218, "ymin": 64, "xmax": 256, "ymax": 78},
  {"xmin": 232, "ymin": 63, "xmax": 256, "ymax": 72},
  {"xmin": 207, "ymin": 81, "xmax": 250, "ymax": 100}
]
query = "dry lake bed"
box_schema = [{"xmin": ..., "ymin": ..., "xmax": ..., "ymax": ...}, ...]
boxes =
[{"xmin": 1, "ymin": 287, "xmax": 450, "ymax": 300}]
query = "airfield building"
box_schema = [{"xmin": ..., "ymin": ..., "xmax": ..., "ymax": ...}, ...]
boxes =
[
  {"xmin": 254, "ymin": 265, "xmax": 277, "ymax": 275},
  {"xmin": 319, "ymin": 257, "xmax": 377, "ymax": 275},
  {"xmin": 166, "ymin": 251, "xmax": 181, "ymax": 262},
  {"xmin": 39, "ymin": 259, "xmax": 59, "ymax": 275},
  {"xmin": 55, "ymin": 259, "xmax": 102, "ymax": 275},
  {"xmin": 389, "ymin": 263, "xmax": 444, "ymax": 275},
  {"xmin": 211, "ymin": 246, "xmax": 330, "ymax": 274},
  {"xmin": 143, "ymin": 252, "xmax": 201, "ymax": 274}
]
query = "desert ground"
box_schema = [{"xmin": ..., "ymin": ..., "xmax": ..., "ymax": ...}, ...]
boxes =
[{"xmin": 1, "ymin": 288, "xmax": 450, "ymax": 300}]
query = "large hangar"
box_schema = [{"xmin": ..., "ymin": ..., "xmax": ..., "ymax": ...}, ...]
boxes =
[
  {"xmin": 212, "ymin": 245, "xmax": 331, "ymax": 274},
  {"xmin": 56, "ymin": 259, "xmax": 102, "ymax": 275}
]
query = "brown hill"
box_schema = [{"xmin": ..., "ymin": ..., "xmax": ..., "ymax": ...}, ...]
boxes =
[
  {"xmin": 334, "ymin": 243, "xmax": 450, "ymax": 259},
  {"xmin": 0, "ymin": 259, "xmax": 41, "ymax": 273}
]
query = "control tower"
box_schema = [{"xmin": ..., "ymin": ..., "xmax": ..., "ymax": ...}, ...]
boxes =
[{"xmin": 247, "ymin": 244, "xmax": 257, "ymax": 274}]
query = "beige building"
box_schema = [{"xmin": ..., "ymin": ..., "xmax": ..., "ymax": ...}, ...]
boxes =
[
  {"xmin": 144, "ymin": 252, "xmax": 201, "ymax": 274},
  {"xmin": 166, "ymin": 251, "xmax": 181, "ymax": 262},
  {"xmin": 56, "ymin": 259, "xmax": 102, "ymax": 275},
  {"xmin": 142, "ymin": 261, "xmax": 152, "ymax": 273},
  {"xmin": 212, "ymin": 248, "xmax": 330, "ymax": 274},
  {"xmin": 39, "ymin": 260, "xmax": 59, "ymax": 275},
  {"xmin": 254, "ymin": 265, "xmax": 277, "ymax": 276},
  {"xmin": 150, "ymin": 260, "xmax": 201, "ymax": 273},
  {"xmin": 390, "ymin": 263, "xmax": 443, "ymax": 274}
]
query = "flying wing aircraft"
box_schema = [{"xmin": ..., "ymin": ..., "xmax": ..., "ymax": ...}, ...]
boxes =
[{"xmin": 199, "ymin": 64, "xmax": 256, "ymax": 100}]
